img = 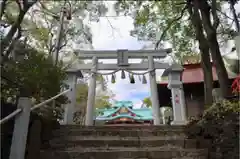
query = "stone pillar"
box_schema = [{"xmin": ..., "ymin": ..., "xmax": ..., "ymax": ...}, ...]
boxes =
[
  {"xmin": 212, "ymin": 88, "xmax": 223, "ymax": 103},
  {"xmin": 26, "ymin": 119, "xmax": 42, "ymax": 159},
  {"xmin": 234, "ymin": 35, "xmax": 240, "ymax": 56},
  {"xmin": 85, "ymin": 56, "xmax": 98, "ymax": 126},
  {"xmin": 9, "ymin": 97, "xmax": 31, "ymax": 159},
  {"xmin": 167, "ymin": 64, "xmax": 187, "ymax": 125},
  {"xmin": 148, "ymin": 56, "xmax": 161, "ymax": 125},
  {"xmin": 63, "ymin": 73, "xmax": 77, "ymax": 125}
]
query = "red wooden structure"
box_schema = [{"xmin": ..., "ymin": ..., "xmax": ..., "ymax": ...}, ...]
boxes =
[
  {"xmin": 231, "ymin": 75, "xmax": 240, "ymax": 94},
  {"xmin": 157, "ymin": 63, "xmax": 238, "ymax": 119}
]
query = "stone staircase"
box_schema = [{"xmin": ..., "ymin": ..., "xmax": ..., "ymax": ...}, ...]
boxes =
[{"xmin": 40, "ymin": 125, "xmax": 210, "ymax": 159}]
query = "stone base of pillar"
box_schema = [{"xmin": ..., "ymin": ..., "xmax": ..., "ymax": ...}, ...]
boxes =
[
  {"xmin": 234, "ymin": 35, "xmax": 240, "ymax": 55},
  {"xmin": 171, "ymin": 120, "xmax": 188, "ymax": 125}
]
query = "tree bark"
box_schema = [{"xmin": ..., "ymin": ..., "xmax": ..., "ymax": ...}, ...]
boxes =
[
  {"xmin": 201, "ymin": 47, "xmax": 214, "ymax": 105},
  {"xmin": 0, "ymin": 11, "xmax": 25, "ymax": 65},
  {"xmin": 195, "ymin": 0, "xmax": 231, "ymax": 98},
  {"xmin": 0, "ymin": 0, "xmax": 7, "ymax": 20},
  {"xmin": 229, "ymin": 0, "xmax": 240, "ymax": 32},
  {"xmin": 0, "ymin": 0, "xmax": 37, "ymax": 64},
  {"xmin": 1, "ymin": 10, "xmax": 25, "ymax": 52},
  {"xmin": 187, "ymin": 1, "xmax": 213, "ymax": 105}
]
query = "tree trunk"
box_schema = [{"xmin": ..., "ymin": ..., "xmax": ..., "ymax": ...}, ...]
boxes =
[
  {"xmin": 201, "ymin": 50, "xmax": 213, "ymax": 106},
  {"xmin": 0, "ymin": 0, "xmax": 7, "ymax": 20},
  {"xmin": 229, "ymin": 0, "xmax": 240, "ymax": 32},
  {"xmin": 208, "ymin": 35, "xmax": 231, "ymax": 96},
  {"xmin": 195, "ymin": 0, "xmax": 231, "ymax": 98},
  {"xmin": 1, "ymin": 0, "xmax": 37, "ymax": 64},
  {"xmin": 188, "ymin": 1, "xmax": 213, "ymax": 105},
  {"xmin": 0, "ymin": 11, "xmax": 25, "ymax": 60}
]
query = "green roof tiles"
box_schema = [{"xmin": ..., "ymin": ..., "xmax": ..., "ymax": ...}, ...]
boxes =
[{"xmin": 95, "ymin": 100, "xmax": 153, "ymax": 121}]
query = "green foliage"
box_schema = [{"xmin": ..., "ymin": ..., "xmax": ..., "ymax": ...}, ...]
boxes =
[
  {"xmin": 115, "ymin": 0, "xmax": 235, "ymax": 63},
  {"xmin": 120, "ymin": 0, "xmax": 196, "ymax": 61},
  {"xmin": 142, "ymin": 97, "xmax": 152, "ymax": 107},
  {"xmin": 1, "ymin": 46, "xmax": 67, "ymax": 120},
  {"xmin": 76, "ymin": 84, "xmax": 88, "ymax": 104},
  {"xmin": 76, "ymin": 83, "xmax": 112, "ymax": 110},
  {"xmin": 2, "ymin": 51, "xmax": 66, "ymax": 98},
  {"xmin": 0, "ymin": 0, "xmax": 110, "ymax": 122},
  {"xmin": 2, "ymin": 1, "xmax": 20, "ymax": 24},
  {"xmin": 95, "ymin": 96, "xmax": 112, "ymax": 109},
  {"xmin": 73, "ymin": 84, "xmax": 112, "ymax": 125},
  {"xmin": 185, "ymin": 100, "xmax": 240, "ymax": 159}
]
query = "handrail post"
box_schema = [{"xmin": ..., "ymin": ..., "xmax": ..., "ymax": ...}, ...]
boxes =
[{"xmin": 9, "ymin": 97, "xmax": 31, "ymax": 159}]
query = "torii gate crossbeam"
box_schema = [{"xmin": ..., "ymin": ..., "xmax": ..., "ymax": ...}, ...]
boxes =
[
  {"xmin": 74, "ymin": 48, "xmax": 171, "ymax": 59},
  {"xmin": 75, "ymin": 62, "xmax": 170, "ymax": 70}
]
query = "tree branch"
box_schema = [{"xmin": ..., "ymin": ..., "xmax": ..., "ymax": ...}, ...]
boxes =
[
  {"xmin": 155, "ymin": 5, "xmax": 188, "ymax": 49},
  {"xmin": 0, "ymin": 0, "xmax": 37, "ymax": 64},
  {"xmin": 229, "ymin": 0, "xmax": 240, "ymax": 32},
  {"xmin": 59, "ymin": 41, "xmax": 67, "ymax": 51},
  {"xmin": 105, "ymin": 16, "xmax": 122, "ymax": 38},
  {"xmin": 216, "ymin": 8, "xmax": 234, "ymax": 21},
  {"xmin": 31, "ymin": 9, "xmax": 59, "ymax": 20},
  {"xmin": 15, "ymin": 0, "xmax": 23, "ymax": 11},
  {"xmin": 211, "ymin": 0, "xmax": 220, "ymax": 29},
  {"xmin": 2, "ymin": 26, "xmax": 22, "ymax": 64},
  {"xmin": 0, "ymin": 22, "xmax": 10, "ymax": 28},
  {"xmin": 0, "ymin": 0, "xmax": 8, "ymax": 20}
]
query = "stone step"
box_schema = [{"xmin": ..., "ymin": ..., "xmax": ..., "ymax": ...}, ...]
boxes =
[
  {"xmin": 48, "ymin": 137, "xmax": 210, "ymax": 150},
  {"xmin": 57, "ymin": 125, "xmax": 185, "ymax": 131},
  {"xmin": 53, "ymin": 128, "xmax": 186, "ymax": 137},
  {"xmin": 56, "ymin": 125, "xmax": 185, "ymax": 131},
  {"xmin": 40, "ymin": 148, "xmax": 208, "ymax": 159}
]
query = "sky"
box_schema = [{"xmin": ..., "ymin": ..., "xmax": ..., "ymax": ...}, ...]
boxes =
[
  {"xmin": 90, "ymin": 2, "xmax": 154, "ymax": 108},
  {"xmin": 1, "ymin": 1, "xmax": 238, "ymax": 108},
  {"xmin": 89, "ymin": 1, "xmax": 240, "ymax": 108}
]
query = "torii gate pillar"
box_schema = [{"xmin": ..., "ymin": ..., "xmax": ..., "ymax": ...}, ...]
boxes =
[
  {"xmin": 234, "ymin": 35, "xmax": 240, "ymax": 56},
  {"xmin": 148, "ymin": 56, "xmax": 161, "ymax": 125},
  {"xmin": 85, "ymin": 56, "xmax": 98, "ymax": 126}
]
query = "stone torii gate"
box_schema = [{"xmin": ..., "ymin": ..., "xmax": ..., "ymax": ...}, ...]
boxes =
[{"xmin": 63, "ymin": 49, "xmax": 187, "ymax": 126}]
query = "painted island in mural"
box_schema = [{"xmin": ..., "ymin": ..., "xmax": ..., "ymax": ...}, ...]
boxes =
[{"xmin": 95, "ymin": 101, "xmax": 153, "ymax": 124}]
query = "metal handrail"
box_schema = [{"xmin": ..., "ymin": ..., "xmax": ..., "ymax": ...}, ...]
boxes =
[
  {"xmin": 31, "ymin": 88, "xmax": 70, "ymax": 111},
  {"xmin": 0, "ymin": 88, "xmax": 70, "ymax": 125},
  {"xmin": 0, "ymin": 108, "xmax": 22, "ymax": 125}
]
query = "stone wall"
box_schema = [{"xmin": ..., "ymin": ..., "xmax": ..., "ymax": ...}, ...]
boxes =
[{"xmin": 185, "ymin": 96, "xmax": 204, "ymax": 120}]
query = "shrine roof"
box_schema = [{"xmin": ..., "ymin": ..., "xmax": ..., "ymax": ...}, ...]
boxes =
[
  {"xmin": 114, "ymin": 101, "xmax": 133, "ymax": 107},
  {"xmin": 95, "ymin": 104, "xmax": 153, "ymax": 121},
  {"xmin": 159, "ymin": 63, "xmax": 237, "ymax": 84},
  {"xmin": 96, "ymin": 113, "xmax": 152, "ymax": 121}
]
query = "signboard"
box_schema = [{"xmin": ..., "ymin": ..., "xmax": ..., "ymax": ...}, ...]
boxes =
[{"xmin": 117, "ymin": 50, "xmax": 129, "ymax": 66}]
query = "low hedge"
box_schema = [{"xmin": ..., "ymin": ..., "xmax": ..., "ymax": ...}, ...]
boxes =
[{"xmin": 185, "ymin": 100, "xmax": 239, "ymax": 159}]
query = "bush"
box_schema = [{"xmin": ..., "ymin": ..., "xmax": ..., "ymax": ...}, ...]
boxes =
[
  {"xmin": 1, "ymin": 49, "xmax": 68, "ymax": 121},
  {"xmin": 185, "ymin": 100, "xmax": 240, "ymax": 159}
]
